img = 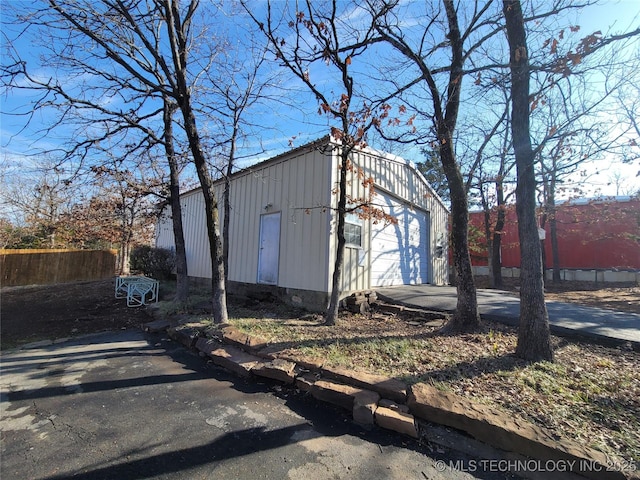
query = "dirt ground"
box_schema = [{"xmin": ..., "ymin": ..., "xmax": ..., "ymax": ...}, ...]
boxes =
[
  {"xmin": 0, "ymin": 279, "xmax": 151, "ymax": 350},
  {"xmin": 1, "ymin": 278, "xmax": 639, "ymax": 351}
]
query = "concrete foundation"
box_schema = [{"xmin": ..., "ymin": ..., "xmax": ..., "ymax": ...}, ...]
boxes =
[
  {"xmin": 472, "ymin": 267, "xmax": 639, "ymax": 285},
  {"xmin": 186, "ymin": 277, "xmax": 331, "ymax": 312}
]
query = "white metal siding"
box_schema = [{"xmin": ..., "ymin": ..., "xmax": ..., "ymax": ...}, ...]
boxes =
[
  {"xmin": 156, "ymin": 137, "xmax": 449, "ymax": 293},
  {"xmin": 155, "ymin": 189, "xmax": 215, "ymax": 279},
  {"xmin": 331, "ymin": 145, "xmax": 449, "ymax": 289},
  {"xmin": 156, "ymin": 149, "xmax": 333, "ymax": 291},
  {"xmin": 224, "ymin": 148, "xmax": 333, "ymax": 292}
]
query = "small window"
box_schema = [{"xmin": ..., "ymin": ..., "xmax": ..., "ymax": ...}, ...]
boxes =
[{"xmin": 344, "ymin": 213, "xmax": 362, "ymax": 248}]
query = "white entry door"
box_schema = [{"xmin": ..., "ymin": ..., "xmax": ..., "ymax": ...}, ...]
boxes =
[{"xmin": 257, "ymin": 212, "xmax": 281, "ymax": 285}]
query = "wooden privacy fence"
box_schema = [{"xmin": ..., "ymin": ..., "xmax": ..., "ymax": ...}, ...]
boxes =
[{"xmin": 1, "ymin": 249, "xmax": 117, "ymax": 287}]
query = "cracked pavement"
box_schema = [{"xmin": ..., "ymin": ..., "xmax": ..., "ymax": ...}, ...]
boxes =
[{"xmin": 1, "ymin": 330, "xmax": 513, "ymax": 480}]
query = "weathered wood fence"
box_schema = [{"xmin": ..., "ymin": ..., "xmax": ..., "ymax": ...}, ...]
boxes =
[{"xmin": 0, "ymin": 249, "xmax": 117, "ymax": 287}]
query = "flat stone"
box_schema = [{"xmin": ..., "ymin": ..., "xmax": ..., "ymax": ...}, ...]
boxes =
[
  {"xmin": 416, "ymin": 421, "xmax": 579, "ymax": 480},
  {"xmin": 321, "ymin": 365, "xmax": 407, "ymax": 403},
  {"xmin": 375, "ymin": 406, "xmax": 418, "ymax": 438},
  {"xmin": 295, "ymin": 373, "xmax": 316, "ymax": 393},
  {"xmin": 408, "ymin": 383, "xmax": 622, "ymax": 480},
  {"xmin": 252, "ymin": 359, "xmax": 297, "ymax": 384},
  {"xmin": 353, "ymin": 390, "xmax": 380, "ymax": 425},
  {"xmin": 222, "ymin": 326, "xmax": 268, "ymax": 353},
  {"xmin": 200, "ymin": 343, "xmax": 261, "ymax": 378},
  {"xmin": 378, "ymin": 398, "xmax": 410, "ymax": 413},
  {"xmin": 194, "ymin": 337, "xmax": 221, "ymax": 356},
  {"xmin": 167, "ymin": 325, "xmax": 201, "ymax": 348},
  {"xmin": 142, "ymin": 319, "xmax": 172, "ymax": 333},
  {"xmin": 376, "ymin": 304, "xmax": 405, "ymax": 314},
  {"xmin": 311, "ymin": 379, "xmax": 363, "ymax": 411},
  {"xmin": 273, "ymin": 352, "xmax": 324, "ymax": 371}
]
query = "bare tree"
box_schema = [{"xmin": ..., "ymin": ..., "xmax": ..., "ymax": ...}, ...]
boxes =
[
  {"xmin": 503, "ymin": 0, "xmax": 553, "ymax": 361},
  {"xmin": 2, "ymin": 0, "xmax": 238, "ymax": 317},
  {"xmin": 155, "ymin": 0, "xmax": 229, "ymax": 321},
  {"xmin": 89, "ymin": 151, "xmax": 169, "ymax": 273},
  {"xmin": 161, "ymin": 97, "xmax": 190, "ymax": 302},
  {"xmin": 0, "ymin": 156, "xmax": 77, "ymax": 248},
  {"xmin": 245, "ymin": 0, "xmax": 395, "ymax": 325},
  {"xmin": 202, "ymin": 41, "xmax": 279, "ymax": 284},
  {"xmin": 2, "ymin": 2, "xmax": 195, "ymax": 302},
  {"xmin": 372, "ymin": 0, "xmax": 489, "ymax": 332},
  {"xmin": 612, "ymin": 51, "xmax": 640, "ymax": 187},
  {"xmin": 525, "ymin": 8, "xmax": 640, "ymax": 284},
  {"xmin": 473, "ymin": 127, "xmax": 516, "ymax": 290},
  {"xmin": 370, "ymin": 0, "xmax": 614, "ymax": 329},
  {"xmin": 459, "ymin": 1, "xmax": 640, "ymax": 292}
]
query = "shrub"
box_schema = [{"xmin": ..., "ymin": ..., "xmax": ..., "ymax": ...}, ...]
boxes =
[{"xmin": 130, "ymin": 245, "xmax": 175, "ymax": 280}]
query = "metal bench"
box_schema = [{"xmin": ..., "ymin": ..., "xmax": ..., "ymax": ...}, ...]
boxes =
[{"xmin": 115, "ymin": 276, "xmax": 159, "ymax": 307}]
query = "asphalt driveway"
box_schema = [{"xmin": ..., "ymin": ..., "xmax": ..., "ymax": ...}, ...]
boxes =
[
  {"xmin": 376, "ymin": 285, "xmax": 640, "ymax": 347},
  {"xmin": 0, "ymin": 330, "xmax": 510, "ymax": 480}
]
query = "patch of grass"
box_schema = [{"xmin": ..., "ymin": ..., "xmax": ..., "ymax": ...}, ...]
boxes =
[
  {"xmin": 517, "ymin": 361, "xmax": 569, "ymax": 395},
  {"xmin": 297, "ymin": 337, "xmax": 430, "ymax": 374},
  {"xmin": 230, "ymin": 318, "xmax": 309, "ymax": 343},
  {"xmin": 154, "ymin": 293, "xmax": 212, "ymax": 316}
]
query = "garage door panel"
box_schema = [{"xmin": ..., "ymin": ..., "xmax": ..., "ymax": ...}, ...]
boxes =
[{"xmin": 371, "ymin": 193, "xmax": 428, "ymax": 287}]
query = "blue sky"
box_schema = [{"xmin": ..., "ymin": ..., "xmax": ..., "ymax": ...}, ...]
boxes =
[{"xmin": 1, "ymin": 0, "xmax": 639, "ymax": 201}]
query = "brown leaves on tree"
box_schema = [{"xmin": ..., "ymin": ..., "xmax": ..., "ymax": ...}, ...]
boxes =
[
  {"xmin": 318, "ymin": 102, "xmax": 331, "ymax": 115},
  {"xmin": 543, "ymin": 27, "xmax": 603, "ymax": 78},
  {"xmin": 341, "ymin": 156, "xmax": 397, "ymax": 227}
]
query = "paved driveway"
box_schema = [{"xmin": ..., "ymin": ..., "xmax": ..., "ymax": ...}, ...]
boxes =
[
  {"xmin": 376, "ymin": 285, "xmax": 640, "ymax": 347},
  {"xmin": 1, "ymin": 330, "xmax": 507, "ymax": 480}
]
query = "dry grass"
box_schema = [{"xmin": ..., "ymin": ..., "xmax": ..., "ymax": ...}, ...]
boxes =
[{"xmin": 227, "ymin": 304, "xmax": 640, "ymax": 466}]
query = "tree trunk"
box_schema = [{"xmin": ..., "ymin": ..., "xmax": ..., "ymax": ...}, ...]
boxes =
[
  {"xmin": 482, "ymin": 206, "xmax": 495, "ymax": 288},
  {"xmin": 163, "ymin": 98, "xmax": 189, "ymax": 303},
  {"xmin": 182, "ymin": 109, "xmax": 227, "ymax": 323},
  {"xmin": 119, "ymin": 197, "xmax": 133, "ymax": 274},
  {"xmin": 440, "ymin": 0, "xmax": 480, "ymax": 332},
  {"xmin": 119, "ymin": 242, "xmax": 130, "ymax": 275},
  {"xmin": 548, "ymin": 202, "xmax": 562, "ymax": 284},
  {"xmin": 491, "ymin": 208, "xmax": 505, "ymax": 289},
  {"xmin": 223, "ymin": 125, "xmax": 238, "ymax": 286},
  {"xmin": 490, "ymin": 228, "xmax": 504, "ymax": 289},
  {"xmin": 491, "ymin": 181, "xmax": 506, "ymax": 289},
  {"xmin": 503, "ymin": 0, "xmax": 553, "ymax": 362},
  {"xmin": 325, "ymin": 146, "xmax": 348, "ymax": 326},
  {"xmin": 223, "ymin": 176, "xmax": 231, "ymax": 285},
  {"xmin": 550, "ymin": 217, "xmax": 561, "ymax": 283},
  {"xmin": 165, "ymin": 0, "xmax": 227, "ymax": 323},
  {"xmin": 376, "ymin": 0, "xmax": 480, "ymax": 330},
  {"xmin": 481, "ymin": 190, "xmax": 505, "ymax": 290},
  {"xmin": 441, "ymin": 134, "xmax": 481, "ymax": 331}
]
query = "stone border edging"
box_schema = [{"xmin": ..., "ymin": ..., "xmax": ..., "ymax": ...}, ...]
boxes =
[{"xmin": 151, "ymin": 320, "xmax": 636, "ymax": 480}]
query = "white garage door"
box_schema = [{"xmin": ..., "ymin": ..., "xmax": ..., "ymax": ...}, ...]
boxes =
[{"xmin": 370, "ymin": 193, "xmax": 429, "ymax": 287}]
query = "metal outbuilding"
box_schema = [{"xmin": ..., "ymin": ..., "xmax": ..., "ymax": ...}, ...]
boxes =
[{"xmin": 155, "ymin": 136, "xmax": 449, "ymax": 310}]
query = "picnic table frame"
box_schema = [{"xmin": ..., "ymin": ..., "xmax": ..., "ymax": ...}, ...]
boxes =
[{"xmin": 115, "ymin": 276, "xmax": 159, "ymax": 307}]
